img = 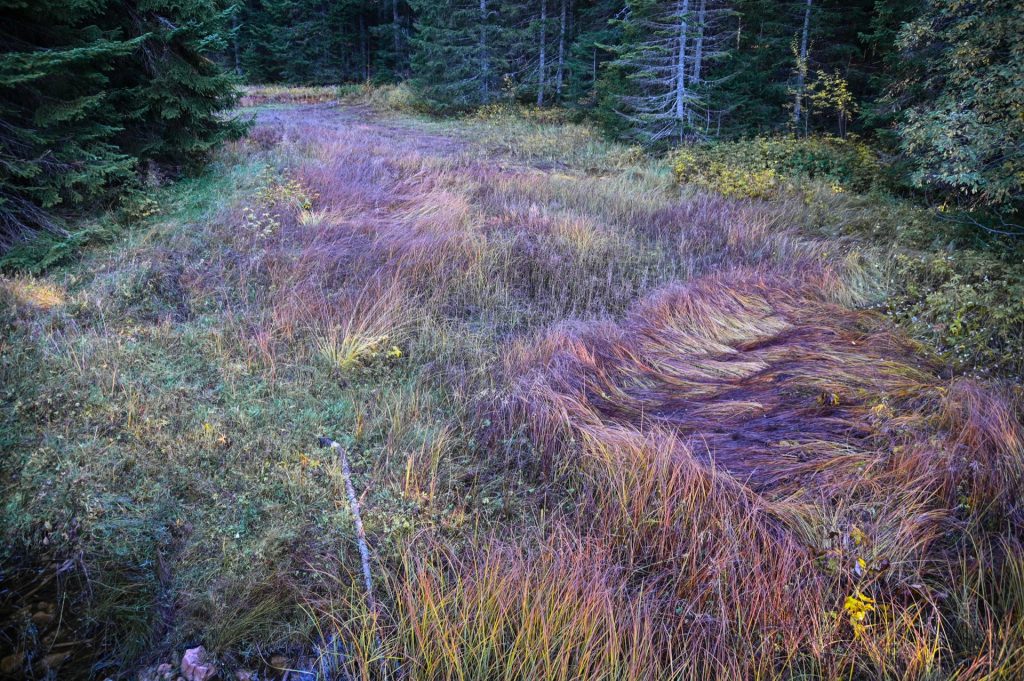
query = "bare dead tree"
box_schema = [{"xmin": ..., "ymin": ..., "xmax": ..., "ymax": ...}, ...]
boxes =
[
  {"xmin": 614, "ymin": 0, "xmax": 735, "ymax": 143},
  {"xmin": 555, "ymin": 0, "xmax": 567, "ymax": 99},
  {"xmin": 793, "ymin": 0, "xmax": 812, "ymax": 132}
]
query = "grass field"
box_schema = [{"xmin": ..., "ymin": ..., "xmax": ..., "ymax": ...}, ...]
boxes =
[{"xmin": 2, "ymin": 91, "xmax": 1023, "ymax": 680}]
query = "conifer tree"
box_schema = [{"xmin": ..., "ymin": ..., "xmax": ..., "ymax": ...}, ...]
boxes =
[
  {"xmin": 604, "ymin": 0, "xmax": 735, "ymax": 143},
  {"xmin": 372, "ymin": 0, "xmax": 412, "ymax": 81},
  {"xmin": 566, "ymin": 0, "xmax": 622, "ymax": 107},
  {"xmin": 109, "ymin": 0, "xmax": 247, "ymax": 167},
  {"xmin": 0, "ymin": 0, "xmax": 139, "ymax": 246},
  {"xmin": 0, "ymin": 0, "xmax": 245, "ymax": 249},
  {"xmin": 409, "ymin": 0, "xmax": 510, "ymax": 110}
]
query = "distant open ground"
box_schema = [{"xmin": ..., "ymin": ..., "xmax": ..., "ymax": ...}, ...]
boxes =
[{"xmin": 2, "ymin": 97, "xmax": 1023, "ymax": 679}]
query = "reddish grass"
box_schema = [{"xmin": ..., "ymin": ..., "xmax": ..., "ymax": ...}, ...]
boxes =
[
  {"xmin": 468, "ymin": 262, "xmax": 1023, "ymax": 679},
  {"xmin": 194, "ymin": 111, "xmax": 1024, "ymax": 679}
]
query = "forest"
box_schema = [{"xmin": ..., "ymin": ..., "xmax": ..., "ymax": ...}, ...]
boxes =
[
  {"xmin": 2, "ymin": 0, "xmax": 1022, "ymax": 241},
  {"xmin": 1, "ymin": 1, "xmax": 1024, "ymax": 680}
]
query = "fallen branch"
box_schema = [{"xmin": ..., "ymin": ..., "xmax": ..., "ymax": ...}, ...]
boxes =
[
  {"xmin": 317, "ymin": 435, "xmax": 396, "ymax": 679},
  {"xmin": 318, "ymin": 436, "xmax": 378, "ymax": 613}
]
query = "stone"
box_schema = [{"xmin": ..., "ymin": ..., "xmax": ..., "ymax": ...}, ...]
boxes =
[
  {"xmin": 181, "ymin": 646, "xmax": 217, "ymax": 681},
  {"xmin": 40, "ymin": 652, "xmax": 69, "ymax": 671},
  {"xmin": 0, "ymin": 652, "xmax": 24, "ymax": 676},
  {"xmin": 31, "ymin": 611, "xmax": 55, "ymax": 627}
]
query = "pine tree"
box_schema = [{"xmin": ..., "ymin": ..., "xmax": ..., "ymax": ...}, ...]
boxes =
[
  {"xmin": 408, "ymin": 0, "xmax": 510, "ymax": 110},
  {"xmin": 0, "ymin": 0, "xmax": 245, "ymax": 249},
  {"xmin": 603, "ymin": 0, "xmax": 735, "ymax": 143},
  {"xmin": 108, "ymin": 0, "xmax": 247, "ymax": 168},
  {"xmin": 0, "ymin": 0, "xmax": 138, "ymax": 246},
  {"xmin": 372, "ymin": 0, "xmax": 412, "ymax": 81},
  {"xmin": 238, "ymin": 0, "xmax": 377, "ymax": 85},
  {"xmin": 566, "ymin": 0, "xmax": 622, "ymax": 107},
  {"xmin": 858, "ymin": 0, "xmax": 923, "ymax": 137}
]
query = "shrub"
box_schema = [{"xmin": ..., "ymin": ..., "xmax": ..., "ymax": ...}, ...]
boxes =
[
  {"xmin": 239, "ymin": 85, "xmax": 340, "ymax": 107},
  {"xmin": 340, "ymin": 82, "xmax": 425, "ymax": 113},
  {"xmin": 672, "ymin": 135, "xmax": 885, "ymax": 199},
  {"xmin": 885, "ymin": 248, "xmax": 1024, "ymax": 378}
]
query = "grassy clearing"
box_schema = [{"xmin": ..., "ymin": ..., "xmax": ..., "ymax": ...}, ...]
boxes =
[
  {"xmin": 2, "ymin": 92, "xmax": 1023, "ymax": 680},
  {"xmin": 240, "ymin": 85, "xmax": 342, "ymax": 107}
]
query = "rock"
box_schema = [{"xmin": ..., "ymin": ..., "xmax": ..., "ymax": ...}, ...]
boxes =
[
  {"xmin": 157, "ymin": 662, "xmax": 175, "ymax": 680},
  {"xmin": 0, "ymin": 652, "xmax": 24, "ymax": 675},
  {"xmin": 181, "ymin": 646, "xmax": 217, "ymax": 681},
  {"xmin": 235, "ymin": 672, "xmax": 255, "ymax": 681},
  {"xmin": 31, "ymin": 610, "xmax": 55, "ymax": 627},
  {"xmin": 40, "ymin": 652, "xmax": 70, "ymax": 671},
  {"xmin": 268, "ymin": 655, "xmax": 289, "ymax": 671}
]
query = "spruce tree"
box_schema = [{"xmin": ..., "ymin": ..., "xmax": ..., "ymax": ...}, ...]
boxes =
[
  {"xmin": 566, "ymin": 0, "xmax": 622, "ymax": 108},
  {"xmin": 0, "ymin": 0, "xmax": 245, "ymax": 250},
  {"xmin": 372, "ymin": 0, "xmax": 412, "ymax": 81},
  {"xmin": 107, "ymin": 0, "xmax": 247, "ymax": 167},
  {"xmin": 602, "ymin": 0, "xmax": 736, "ymax": 143},
  {"xmin": 0, "ymin": 0, "xmax": 138, "ymax": 246},
  {"xmin": 409, "ymin": 0, "xmax": 510, "ymax": 110}
]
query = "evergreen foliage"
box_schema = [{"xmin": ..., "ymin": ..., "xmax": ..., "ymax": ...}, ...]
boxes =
[
  {"xmin": 5, "ymin": 0, "xmax": 1023, "ymax": 248},
  {"xmin": 408, "ymin": 0, "xmax": 510, "ymax": 110},
  {"xmin": 600, "ymin": 0, "xmax": 736, "ymax": 144},
  {"xmin": 0, "ymin": 0, "xmax": 245, "ymax": 249},
  {"xmin": 233, "ymin": 0, "xmax": 950, "ymax": 145},
  {"xmin": 0, "ymin": 0, "xmax": 138, "ymax": 247},
  {"xmin": 238, "ymin": 0, "xmax": 411, "ymax": 85}
]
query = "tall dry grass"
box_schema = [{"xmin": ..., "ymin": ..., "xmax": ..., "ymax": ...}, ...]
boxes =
[
  {"xmin": 5, "ymin": 99, "xmax": 1022, "ymax": 679},
  {"xmin": 227, "ymin": 108, "xmax": 1024, "ymax": 680}
]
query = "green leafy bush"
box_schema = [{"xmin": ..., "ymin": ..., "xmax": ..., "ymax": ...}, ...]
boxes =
[
  {"xmin": 670, "ymin": 134, "xmax": 1024, "ymax": 382},
  {"xmin": 885, "ymin": 248, "xmax": 1024, "ymax": 378},
  {"xmin": 895, "ymin": 0, "xmax": 1024, "ymax": 213},
  {"xmin": 672, "ymin": 135, "xmax": 886, "ymax": 199}
]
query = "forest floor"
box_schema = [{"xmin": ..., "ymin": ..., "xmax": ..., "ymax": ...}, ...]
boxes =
[{"xmin": 2, "ymin": 97, "xmax": 1023, "ymax": 680}]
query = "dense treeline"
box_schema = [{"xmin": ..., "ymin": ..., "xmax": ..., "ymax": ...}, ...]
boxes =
[
  {"xmin": 0, "ymin": 0, "xmax": 246, "ymax": 249},
  {"xmin": 236, "ymin": 0, "xmax": 1022, "ymax": 218},
  {"xmin": 233, "ymin": 0, "xmax": 922, "ymax": 139}
]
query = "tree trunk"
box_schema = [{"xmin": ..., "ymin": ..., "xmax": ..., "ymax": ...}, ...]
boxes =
[
  {"xmin": 480, "ymin": 0, "xmax": 490, "ymax": 100},
  {"xmin": 359, "ymin": 13, "xmax": 369, "ymax": 81},
  {"xmin": 689, "ymin": 0, "xmax": 706, "ymax": 126},
  {"xmin": 674, "ymin": 0, "xmax": 691, "ymax": 125},
  {"xmin": 232, "ymin": 11, "xmax": 241, "ymax": 76},
  {"xmin": 555, "ymin": 0, "xmax": 567, "ymax": 99},
  {"xmin": 794, "ymin": 0, "xmax": 812, "ymax": 131},
  {"xmin": 393, "ymin": 0, "xmax": 400, "ymax": 53},
  {"xmin": 537, "ymin": 0, "xmax": 547, "ymax": 105}
]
